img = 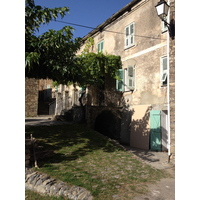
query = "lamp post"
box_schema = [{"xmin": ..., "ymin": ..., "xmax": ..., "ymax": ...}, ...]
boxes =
[
  {"xmin": 155, "ymin": 0, "xmax": 173, "ymax": 162},
  {"xmin": 155, "ymin": 0, "xmax": 175, "ymax": 39}
]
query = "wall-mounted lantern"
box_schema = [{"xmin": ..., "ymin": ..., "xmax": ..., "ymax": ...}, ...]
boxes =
[{"xmin": 155, "ymin": 0, "xmax": 175, "ymax": 39}]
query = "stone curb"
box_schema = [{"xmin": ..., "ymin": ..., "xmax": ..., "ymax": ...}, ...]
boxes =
[{"xmin": 25, "ymin": 168, "xmax": 93, "ymax": 200}]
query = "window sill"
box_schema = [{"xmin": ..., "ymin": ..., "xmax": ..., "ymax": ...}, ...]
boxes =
[{"xmin": 124, "ymin": 44, "xmax": 135, "ymax": 50}]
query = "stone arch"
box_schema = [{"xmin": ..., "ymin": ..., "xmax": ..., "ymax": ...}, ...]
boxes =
[{"xmin": 94, "ymin": 109, "xmax": 121, "ymax": 141}]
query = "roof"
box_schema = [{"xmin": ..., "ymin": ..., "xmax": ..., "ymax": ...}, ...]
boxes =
[{"xmin": 82, "ymin": 0, "xmax": 142, "ymax": 41}]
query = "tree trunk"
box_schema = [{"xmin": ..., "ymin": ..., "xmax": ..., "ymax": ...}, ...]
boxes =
[{"xmin": 79, "ymin": 91, "xmax": 86, "ymax": 123}]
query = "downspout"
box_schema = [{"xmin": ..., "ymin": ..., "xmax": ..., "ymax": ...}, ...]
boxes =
[{"xmin": 167, "ymin": 0, "xmax": 171, "ymax": 162}]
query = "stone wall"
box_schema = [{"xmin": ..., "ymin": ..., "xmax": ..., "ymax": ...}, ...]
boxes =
[
  {"xmin": 25, "ymin": 169, "xmax": 93, "ymax": 200},
  {"xmin": 25, "ymin": 78, "xmax": 39, "ymax": 117},
  {"xmin": 169, "ymin": 0, "xmax": 175, "ymax": 160}
]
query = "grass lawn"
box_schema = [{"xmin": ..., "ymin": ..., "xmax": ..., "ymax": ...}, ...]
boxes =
[
  {"xmin": 25, "ymin": 123, "xmax": 169, "ymax": 200},
  {"xmin": 25, "ymin": 190, "xmax": 65, "ymax": 200}
]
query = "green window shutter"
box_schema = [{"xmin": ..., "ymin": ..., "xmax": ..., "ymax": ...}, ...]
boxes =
[
  {"xmin": 150, "ymin": 110, "xmax": 161, "ymax": 151},
  {"xmin": 101, "ymin": 41, "xmax": 104, "ymax": 51},
  {"xmin": 98, "ymin": 40, "xmax": 104, "ymax": 53},
  {"xmin": 98, "ymin": 43, "xmax": 100, "ymax": 52},
  {"xmin": 116, "ymin": 69, "xmax": 124, "ymax": 91}
]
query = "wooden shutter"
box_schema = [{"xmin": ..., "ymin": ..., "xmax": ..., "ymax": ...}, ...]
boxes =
[
  {"xmin": 116, "ymin": 69, "xmax": 124, "ymax": 91},
  {"xmin": 150, "ymin": 110, "xmax": 161, "ymax": 151},
  {"xmin": 101, "ymin": 41, "xmax": 104, "ymax": 52},
  {"xmin": 125, "ymin": 23, "xmax": 134, "ymax": 48},
  {"xmin": 98, "ymin": 43, "xmax": 100, "ymax": 52},
  {"xmin": 130, "ymin": 24, "xmax": 134, "ymax": 45},
  {"xmin": 98, "ymin": 41, "xmax": 104, "ymax": 53},
  {"xmin": 127, "ymin": 66, "xmax": 135, "ymax": 90},
  {"xmin": 125, "ymin": 26, "xmax": 129, "ymax": 47}
]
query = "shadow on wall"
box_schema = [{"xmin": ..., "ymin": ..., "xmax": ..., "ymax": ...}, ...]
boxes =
[
  {"xmin": 120, "ymin": 96, "xmax": 135, "ymax": 145},
  {"xmin": 131, "ymin": 106, "xmax": 151, "ymax": 150}
]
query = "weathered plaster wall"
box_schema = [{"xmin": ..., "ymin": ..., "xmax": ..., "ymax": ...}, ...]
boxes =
[
  {"xmin": 79, "ymin": 0, "xmax": 168, "ymax": 108},
  {"xmin": 78, "ymin": 0, "xmax": 172, "ymax": 150}
]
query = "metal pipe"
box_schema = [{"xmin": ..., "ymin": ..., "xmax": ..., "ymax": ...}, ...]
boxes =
[{"xmin": 167, "ymin": 0, "xmax": 171, "ymax": 162}]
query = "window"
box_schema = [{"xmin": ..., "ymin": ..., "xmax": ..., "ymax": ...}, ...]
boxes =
[
  {"xmin": 97, "ymin": 40, "xmax": 104, "ymax": 53},
  {"xmin": 116, "ymin": 66, "xmax": 136, "ymax": 91},
  {"xmin": 125, "ymin": 23, "xmax": 135, "ymax": 49},
  {"xmin": 126, "ymin": 66, "xmax": 135, "ymax": 90},
  {"xmin": 161, "ymin": 56, "xmax": 168, "ymax": 86}
]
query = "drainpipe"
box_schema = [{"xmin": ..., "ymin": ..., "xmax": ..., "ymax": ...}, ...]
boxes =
[{"xmin": 167, "ymin": 0, "xmax": 171, "ymax": 162}]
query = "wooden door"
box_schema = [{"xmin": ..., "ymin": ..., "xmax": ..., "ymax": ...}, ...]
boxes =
[{"xmin": 150, "ymin": 110, "xmax": 161, "ymax": 151}]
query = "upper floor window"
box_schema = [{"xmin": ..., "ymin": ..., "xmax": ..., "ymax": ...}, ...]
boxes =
[
  {"xmin": 160, "ymin": 56, "xmax": 168, "ymax": 86},
  {"xmin": 97, "ymin": 40, "xmax": 104, "ymax": 53},
  {"xmin": 125, "ymin": 23, "xmax": 135, "ymax": 49}
]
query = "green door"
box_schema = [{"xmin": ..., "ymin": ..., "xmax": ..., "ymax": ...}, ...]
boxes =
[{"xmin": 150, "ymin": 110, "xmax": 161, "ymax": 151}]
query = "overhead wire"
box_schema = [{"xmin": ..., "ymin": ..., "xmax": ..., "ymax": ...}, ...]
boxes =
[{"xmin": 54, "ymin": 20, "xmax": 167, "ymax": 41}]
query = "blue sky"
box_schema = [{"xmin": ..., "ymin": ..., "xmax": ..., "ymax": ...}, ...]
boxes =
[{"xmin": 34, "ymin": 0, "xmax": 133, "ymax": 38}]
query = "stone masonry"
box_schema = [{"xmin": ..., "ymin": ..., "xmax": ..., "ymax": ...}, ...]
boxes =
[
  {"xmin": 25, "ymin": 169, "xmax": 93, "ymax": 200},
  {"xmin": 169, "ymin": 0, "xmax": 175, "ymax": 160},
  {"xmin": 25, "ymin": 78, "xmax": 39, "ymax": 117}
]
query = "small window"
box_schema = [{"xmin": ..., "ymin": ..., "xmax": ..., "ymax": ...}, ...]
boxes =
[
  {"xmin": 161, "ymin": 56, "xmax": 168, "ymax": 86},
  {"xmin": 97, "ymin": 40, "xmax": 104, "ymax": 53},
  {"xmin": 125, "ymin": 23, "xmax": 135, "ymax": 49}
]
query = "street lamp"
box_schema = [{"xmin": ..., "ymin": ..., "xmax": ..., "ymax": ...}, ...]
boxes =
[{"xmin": 155, "ymin": 0, "xmax": 174, "ymax": 39}]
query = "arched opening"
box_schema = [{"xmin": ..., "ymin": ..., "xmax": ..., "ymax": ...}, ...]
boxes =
[{"xmin": 94, "ymin": 110, "xmax": 121, "ymax": 141}]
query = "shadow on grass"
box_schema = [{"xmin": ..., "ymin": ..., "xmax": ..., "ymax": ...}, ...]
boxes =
[{"xmin": 25, "ymin": 123, "xmax": 122, "ymax": 167}]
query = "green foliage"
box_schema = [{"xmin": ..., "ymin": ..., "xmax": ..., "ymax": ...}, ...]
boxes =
[
  {"xmin": 82, "ymin": 37, "xmax": 95, "ymax": 54},
  {"xmin": 25, "ymin": 0, "xmax": 82, "ymax": 83},
  {"xmin": 25, "ymin": 0, "xmax": 122, "ymax": 88},
  {"xmin": 75, "ymin": 53, "xmax": 122, "ymax": 87},
  {"xmin": 25, "ymin": 0, "xmax": 69, "ymax": 35}
]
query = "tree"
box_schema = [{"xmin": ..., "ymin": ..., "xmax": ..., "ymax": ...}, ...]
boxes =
[
  {"xmin": 25, "ymin": 0, "xmax": 123, "ymax": 122},
  {"xmin": 25, "ymin": 1, "xmax": 122, "ymax": 85},
  {"xmin": 25, "ymin": 0, "xmax": 81, "ymax": 82}
]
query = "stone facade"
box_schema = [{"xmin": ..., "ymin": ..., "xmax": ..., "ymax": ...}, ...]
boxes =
[
  {"xmin": 78, "ymin": 0, "xmax": 175, "ymax": 154},
  {"xmin": 25, "ymin": 78, "xmax": 39, "ymax": 117},
  {"xmin": 25, "ymin": 78, "xmax": 82, "ymax": 117}
]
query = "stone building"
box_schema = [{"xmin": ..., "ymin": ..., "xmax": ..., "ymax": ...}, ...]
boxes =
[
  {"xmin": 25, "ymin": 78, "xmax": 83, "ymax": 119},
  {"xmin": 78, "ymin": 0, "xmax": 175, "ymax": 159}
]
